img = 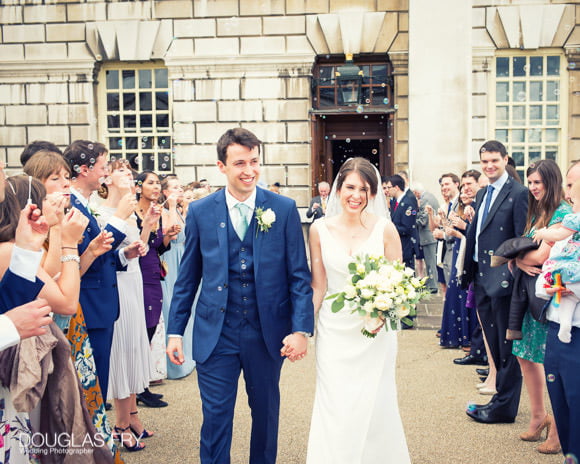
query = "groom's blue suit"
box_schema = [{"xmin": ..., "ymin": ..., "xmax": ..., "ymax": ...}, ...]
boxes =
[{"xmin": 168, "ymin": 186, "xmax": 314, "ymax": 464}]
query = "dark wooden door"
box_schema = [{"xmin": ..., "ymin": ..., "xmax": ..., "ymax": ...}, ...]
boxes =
[{"xmin": 310, "ymin": 113, "xmax": 393, "ymax": 195}]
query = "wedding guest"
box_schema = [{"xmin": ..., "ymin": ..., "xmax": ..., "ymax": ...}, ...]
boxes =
[
  {"xmin": 306, "ymin": 181, "xmax": 330, "ymax": 221},
  {"xmin": 64, "ymin": 139, "xmax": 141, "ymax": 401},
  {"xmin": 23, "ymin": 153, "xmax": 125, "ymax": 459},
  {"xmin": 540, "ymin": 160, "xmax": 580, "ymax": 461},
  {"xmin": 413, "ymin": 182, "xmax": 439, "ymax": 294},
  {"xmin": 0, "ymin": 176, "xmax": 88, "ymax": 461},
  {"xmin": 463, "ymin": 140, "xmax": 529, "ymax": 424},
  {"xmin": 511, "ymin": 160, "xmax": 568, "ymax": 453},
  {"xmin": 98, "ymin": 160, "xmax": 151, "ymax": 451},
  {"xmin": 160, "ymin": 175, "xmax": 196, "ymax": 380},
  {"xmin": 384, "ymin": 174, "xmax": 418, "ymax": 270},
  {"xmin": 20, "ymin": 140, "xmax": 62, "ymax": 166},
  {"xmin": 135, "ymin": 170, "xmax": 175, "ymax": 342},
  {"xmin": 135, "ymin": 171, "xmax": 177, "ymax": 407},
  {"xmin": 439, "ymin": 185, "xmax": 477, "ymax": 352},
  {"xmin": 436, "ymin": 173, "xmax": 460, "ymax": 285}
]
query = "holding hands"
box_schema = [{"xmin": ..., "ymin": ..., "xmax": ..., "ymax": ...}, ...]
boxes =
[{"xmin": 280, "ymin": 332, "xmax": 309, "ymax": 362}]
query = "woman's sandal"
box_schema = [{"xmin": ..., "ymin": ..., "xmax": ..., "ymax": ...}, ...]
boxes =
[
  {"xmin": 129, "ymin": 411, "xmax": 154, "ymax": 439},
  {"xmin": 113, "ymin": 425, "xmax": 145, "ymax": 452}
]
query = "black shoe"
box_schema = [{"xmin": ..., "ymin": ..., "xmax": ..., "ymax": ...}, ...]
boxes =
[
  {"xmin": 479, "ymin": 376, "xmax": 488, "ymax": 382},
  {"xmin": 136, "ymin": 393, "xmax": 168, "ymax": 408},
  {"xmin": 140, "ymin": 388, "xmax": 163, "ymax": 400},
  {"xmin": 476, "ymin": 368, "xmax": 489, "ymax": 376},
  {"xmin": 453, "ymin": 354, "xmax": 488, "ymax": 366},
  {"xmin": 466, "ymin": 406, "xmax": 515, "ymax": 424},
  {"xmin": 105, "ymin": 402, "xmax": 112, "ymax": 411}
]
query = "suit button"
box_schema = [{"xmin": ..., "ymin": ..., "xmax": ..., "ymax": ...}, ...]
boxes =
[
  {"xmin": 217, "ymin": 286, "xmax": 223, "ymax": 291},
  {"xmin": 224, "ymin": 283, "xmax": 228, "ymax": 288},
  {"xmin": 241, "ymin": 264, "xmax": 247, "ymax": 270},
  {"xmin": 220, "ymin": 307, "xmax": 225, "ymax": 312},
  {"xmin": 241, "ymin": 259, "xmax": 246, "ymax": 264},
  {"xmin": 240, "ymin": 247, "xmax": 246, "ymax": 252},
  {"xmin": 243, "ymin": 297, "xmax": 248, "ymax": 301}
]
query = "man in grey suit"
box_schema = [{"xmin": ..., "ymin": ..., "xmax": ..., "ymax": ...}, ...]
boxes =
[{"xmin": 413, "ymin": 183, "xmax": 439, "ymax": 294}]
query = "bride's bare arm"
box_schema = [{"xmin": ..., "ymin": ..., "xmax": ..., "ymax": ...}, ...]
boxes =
[
  {"xmin": 383, "ymin": 221, "xmax": 403, "ymax": 262},
  {"xmin": 309, "ymin": 222, "xmax": 327, "ymax": 315}
]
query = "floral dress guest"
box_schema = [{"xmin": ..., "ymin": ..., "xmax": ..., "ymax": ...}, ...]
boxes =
[{"xmin": 512, "ymin": 160, "xmax": 570, "ymax": 454}]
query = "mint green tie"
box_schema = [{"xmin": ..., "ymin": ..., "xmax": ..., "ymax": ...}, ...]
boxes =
[{"xmin": 234, "ymin": 203, "xmax": 249, "ymax": 240}]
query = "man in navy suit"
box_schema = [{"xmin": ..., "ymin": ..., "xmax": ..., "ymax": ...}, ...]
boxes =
[
  {"xmin": 64, "ymin": 140, "xmax": 141, "ymax": 399},
  {"xmin": 463, "ymin": 140, "xmax": 529, "ymax": 424},
  {"xmin": 167, "ymin": 128, "xmax": 314, "ymax": 464},
  {"xmin": 385, "ymin": 174, "xmax": 418, "ymax": 270}
]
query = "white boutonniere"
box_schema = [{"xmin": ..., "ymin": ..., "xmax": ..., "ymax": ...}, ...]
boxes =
[
  {"xmin": 255, "ymin": 207, "xmax": 276, "ymax": 236},
  {"xmin": 87, "ymin": 203, "xmax": 100, "ymax": 217}
]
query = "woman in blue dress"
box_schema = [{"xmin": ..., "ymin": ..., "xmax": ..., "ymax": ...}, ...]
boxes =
[
  {"xmin": 439, "ymin": 186, "xmax": 477, "ymax": 350},
  {"xmin": 160, "ymin": 175, "xmax": 196, "ymax": 379}
]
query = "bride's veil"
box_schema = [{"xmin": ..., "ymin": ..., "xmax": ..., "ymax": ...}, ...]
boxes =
[{"xmin": 325, "ymin": 159, "xmax": 391, "ymax": 220}]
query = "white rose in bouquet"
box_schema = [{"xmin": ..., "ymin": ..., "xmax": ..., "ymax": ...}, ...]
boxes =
[
  {"xmin": 344, "ymin": 285, "xmax": 357, "ymax": 299},
  {"xmin": 360, "ymin": 288, "xmax": 375, "ymax": 300}
]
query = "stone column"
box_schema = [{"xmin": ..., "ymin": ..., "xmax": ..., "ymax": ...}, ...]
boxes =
[{"xmin": 408, "ymin": 0, "xmax": 472, "ymax": 196}]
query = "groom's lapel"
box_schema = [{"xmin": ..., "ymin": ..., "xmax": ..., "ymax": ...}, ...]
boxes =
[
  {"xmin": 253, "ymin": 187, "xmax": 268, "ymax": 277},
  {"xmin": 214, "ymin": 189, "xmax": 229, "ymax": 266}
]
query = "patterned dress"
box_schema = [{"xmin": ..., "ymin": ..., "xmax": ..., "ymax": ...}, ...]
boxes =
[
  {"xmin": 512, "ymin": 202, "xmax": 572, "ymax": 363},
  {"xmin": 67, "ymin": 309, "xmax": 124, "ymax": 463}
]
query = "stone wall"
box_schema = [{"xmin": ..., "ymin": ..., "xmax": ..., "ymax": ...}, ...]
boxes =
[{"xmin": 0, "ymin": 0, "xmax": 409, "ymax": 209}]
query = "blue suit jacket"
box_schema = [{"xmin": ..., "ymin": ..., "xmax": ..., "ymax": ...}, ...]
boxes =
[
  {"xmin": 463, "ymin": 177, "xmax": 529, "ymax": 297},
  {"xmin": 167, "ymin": 187, "xmax": 314, "ymax": 363},
  {"xmin": 0, "ymin": 270, "xmax": 44, "ymax": 315},
  {"xmin": 390, "ymin": 189, "xmax": 419, "ymax": 262},
  {"xmin": 71, "ymin": 194, "xmax": 127, "ymax": 329}
]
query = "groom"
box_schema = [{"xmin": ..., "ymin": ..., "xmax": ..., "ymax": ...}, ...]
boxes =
[{"xmin": 167, "ymin": 128, "xmax": 314, "ymax": 464}]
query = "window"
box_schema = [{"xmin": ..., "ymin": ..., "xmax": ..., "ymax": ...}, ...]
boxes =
[
  {"xmin": 99, "ymin": 64, "xmax": 172, "ymax": 172},
  {"xmin": 493, "ymin": 53, "xmax": 565, "ymax": 180},
  {"xmin": 312, "ymin": 57, "xmax": 393, "ymax": 110}
]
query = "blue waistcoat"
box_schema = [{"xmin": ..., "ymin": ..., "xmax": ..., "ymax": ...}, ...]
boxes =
[{"xmin": 224, "ymin": 213, "xmax": 260, "ymax": 329}]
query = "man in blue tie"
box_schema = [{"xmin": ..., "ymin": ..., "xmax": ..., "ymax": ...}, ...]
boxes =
[
  {"xmin": 166, "ymin": 128, "xmax": 314, "ymax": 464},
  {"xmin": 463, "ymin": 140, "xmax": 529, "ymax": 423}
]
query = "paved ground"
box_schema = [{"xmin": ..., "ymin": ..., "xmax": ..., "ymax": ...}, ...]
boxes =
[{"xmin": 113, "ymin": 296, "xmax": 562, "ymax": 464}]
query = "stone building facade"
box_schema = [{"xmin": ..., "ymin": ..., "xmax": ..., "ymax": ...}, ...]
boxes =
[{"xmin": 1, "ymin": 0, "xmax": 579, "ymax": 210}]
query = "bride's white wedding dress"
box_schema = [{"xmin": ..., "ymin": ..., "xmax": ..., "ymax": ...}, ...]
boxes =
[{"xmin": 307, "ymin": 217, "xmax": 411, "ymax": 464}]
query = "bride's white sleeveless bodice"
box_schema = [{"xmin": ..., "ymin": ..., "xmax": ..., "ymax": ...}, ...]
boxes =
[{"xmin": 307, "ymin": 217, "xmax": 411, "ymax": 464}]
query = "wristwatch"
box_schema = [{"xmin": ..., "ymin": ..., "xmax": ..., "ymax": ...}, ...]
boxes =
[{"xmin": 295, "ymin": 331, "xmax": 312, "ymax": 338}]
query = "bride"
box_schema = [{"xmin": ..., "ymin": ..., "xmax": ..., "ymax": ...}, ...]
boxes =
[{"xmin": 307, "ymin": 157, "xmax": 411, "ymax": 464}]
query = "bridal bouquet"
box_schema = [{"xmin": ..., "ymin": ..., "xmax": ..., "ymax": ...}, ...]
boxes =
[{"xmin": 327, "ymin": 254, "xmax": 429, "ymax": 337}]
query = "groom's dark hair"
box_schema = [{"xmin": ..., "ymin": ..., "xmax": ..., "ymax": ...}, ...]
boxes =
[{"xmin": 217, "ymin": 128, "xmax": 262, "ymax": 164}]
